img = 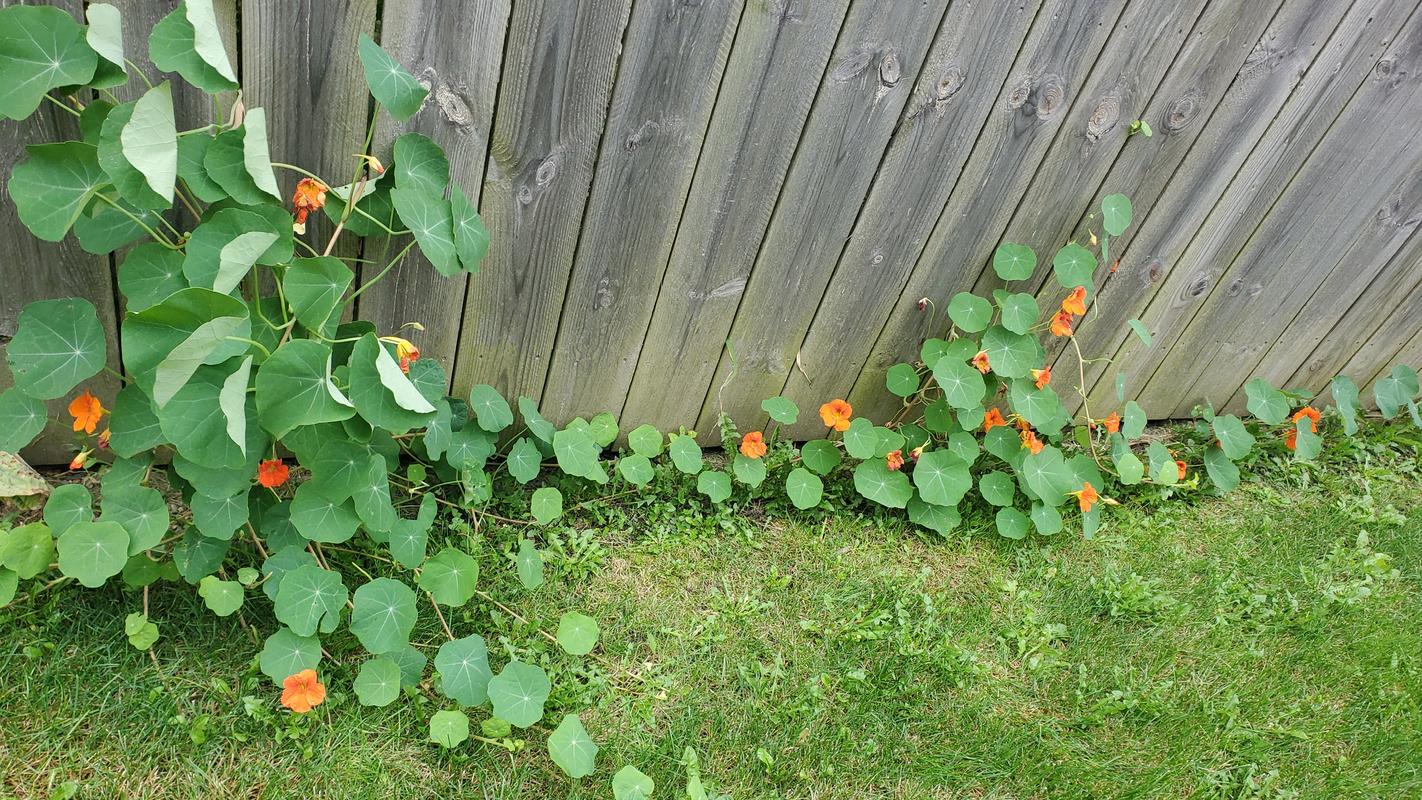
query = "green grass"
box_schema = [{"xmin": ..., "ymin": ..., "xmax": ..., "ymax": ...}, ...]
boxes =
[{"xmin": 3, "ymin": 445, "xmax": 1421, "ymax": 799}]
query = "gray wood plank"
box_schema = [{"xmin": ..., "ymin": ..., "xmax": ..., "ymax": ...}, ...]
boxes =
[
  {"xmin": 538, "ymin": 0, "xmax": 746, "ymax": 423},
  {"xmin": 692, "ymin": 0, "xmax": 954, "ymax": 440},
  {"xmin": 1103, "ymin": 1, "xmax": 1422, "ymax": 416},
  {"xmin": 618, "ymin": 0, "xmax": 854, "ymax": 433},
  {"xmin": 450, "ymin": 0, "xmax": 633, "ymax": 407},
  {"xmin": 0, "ymin": 0, "xmax": 120, "ymax": 465},
  {"xmin": 842, "ymin": 0, "xmax": 1204, "ymax": 430},
  {"xmin": 1357, "ymin": 320, "xmax": 1422, "ymax": 408},
  {"xmin": 239, "ymin": 0, "xmax": 376, "ymax": 266},
  {"xmin": 357, "ymin": 0, "xmax": 511, "ymax": 385},
  {"xmin": 1071, "ymin": 0, "xmax": 1415, "ymax": 417}
]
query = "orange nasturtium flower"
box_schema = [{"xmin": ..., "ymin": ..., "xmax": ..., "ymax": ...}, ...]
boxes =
[
  {"xmin": 1020, "ymin": 429, "xmax": 1044, "ymax": 455},
  {"xmin": 1069, "ymin": 482, "xmax": 1099, "ymax": 513},
  {"xmin": 1284, "ymin": 429, "xmax": 1298, "ymax": 451},
  {"xmin": 971, "ymin": 350, "xmax": 991, "ymax": 374},
  {"xmin": 885, "ymin": 450, "xmax": 905, "ymax": 471},
  {"xmin": 1031, "ymin": 366, "xmax": 1051, "ymax": 389},
  {"xmin": 1050, "ymin": 310, "xmax": 1074, "ymax": 337},
  {"xmin": 819, "ymin": 399, "xmax": 853, "ymax": 432},
  {"xmin": 739, "ymin": 431, "xmax": 767, "ymax": 459},
  {"xmin": 982, "ymin": 408, "xmax": 1006, "ymax": 433},
  {"xmin": 1061, "ymin": 286, "xmax": 1087, "ymax": 316},
  {"xmin": 1292, "ymin": 405, "xmax": 1321, "ymax": 433},
  {"xmin": 69, "ymin": 448, "xmax": 93, "ymax": 471},
  {"xmin": 1175, "ymin": 460, "xmax": 1188, "ymax": 481},
  {"xmin": 258, "ymin": 459, "xmax": 290, "ymax": 489},
  {"xmin": 291, "ymin": 177, "xmax": 328, "ymax": 234},
  {"xmin": 380, "ymin": 336, "xmax": 421, "ymax": 374},
  {"xmin": 1103, "ymin": 411, "xmax": 1121, "ymax": 434},
  {"xmin": 280, "ymin": 669, "xmax": 326, "ymax": 713},
  {"xmin": 69, "ymin": 389, "xmax": 106, "ymax": 434}
]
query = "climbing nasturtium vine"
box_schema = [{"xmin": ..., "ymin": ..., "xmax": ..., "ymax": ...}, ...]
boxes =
[{"xmin": 0, "ymin": 1, "xmax": 1420, "ymax": 790}]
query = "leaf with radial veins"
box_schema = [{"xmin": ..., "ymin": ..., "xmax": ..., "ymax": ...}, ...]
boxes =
[
  {"xmin": 1, "ymin": 523, "xmax": 55, "ymax": 580},
  {"xmin": 119, "ymin": 244, "xmax": 187, "ymax": 312},
  {"xmin": 6, "ymin": 298, "xmax": 107, "ymax": 401},
  {"xmin": 0, "ymin": 5, "xmax": 98, "ymax": 120},
  {"xmin": 912, "ymin": 449, "xmax": 971, "ymax": 507},
  {"xmin": 8, "ymin": 143, "xmax": 107, "ymax": 241},
  {"xmin": 885, "ymin": 363, "xmax": 920, "ymax": 397},
  {"xmin": 85, "ymin": 4, "xmax": 126, "ymax": 87},
  {"xmin": 349, "ymin": 578, "xmax": 418, "ymax": 654},
  {"xmin": 1102, "ymin": 193, "xmax": 1132, "ymax": 236},
  {"xmin": 289, "ymin": 481, "xmax": 360, "ymax": 544},
  {"xmin": 283, "ymin": 257, "xmax": 353, "ymax": 337},
  {"xmin": 1330, "ymin": 375, "xmax": 1360, "ymax": 436},
  {"xmin": 785, "ymin": 467, "xmax": 822, "ymax": 510},
  {"xmin": 556, "ymin": 612, "xmax": 600, "ymax": 656},
  {"xmin": 548, "ymin": 713, "xmax": 599, "ymax": 779},
  {"xmin": 158, "ymin": 365, "xmax": 259, "ymax": 469},
  {"xmin": 0, "ymin": 390, "xmax": 47, "ymax": 454},
  {"xmin": 121, "ymin": 83, "xmax": 178, "ymax": 202},
  {"xmin": 100, "ymin": 484, "xmax": 169, "ymax": 555},
  {"xmin": 450, "ymin": 182, "xmax": 489, "ymax": 274},
  {"xmin": 488, "ymin": 661, "xmax": 550, "ymax": 728},
  {"xmin": 57, "ymin": 521, "xmax": 130, "ymax": 588},
  {"xmin": 149, "ymin": 0, "xmax": 238, "ymax": 93},
  {"xmin": 353, "ymin": 656, "xmax": 401, "ymax": 707},
  {"xmin": 1211, "ymin": 414, "xmax": 1254, "ymax": 460},
  {"xmin": 274, "ymin": 564, "xmax": 347, "ymax": 637},
  {"xmin": 993, "ymin": 242, "xmax": 1036, "ymax": 281},
  {"xmin": 358, "ymin": 34, "xmax": 428, "ymax": 120},
  {"xmin": 418, "ymin": 547, "xmax": 479, "ymax": 607},
  {"xmin": 388, "ymin": 493, "xmax": 436, "ymax": 569},
  {"xmin": 393, "ymin": 133, "xmax": 449, "ymax": 195},
  {"xmin": 121, "ymin": 287, "xmax": 251, "ymax": 406},
  {"xmin": 517, "ymin": 539, "xmax": 544, "ymax": 590},
  {"xmin": 981, "ymin": 325, "xmax": 1042, "ymax": 379},
  {"xmin": 468, "ymin": 384, "xmax": 513, "ymax": 432},
  {"xmin": 435, "ymin": 634, "xmax": 492, "ymax": 706},
  {"xmin": 391, "ymin": 188, "xmax": 460, "ymax": 276},
  {"xmin": 947, "ymin": 292, "xmax": 992, "ymax": 332},
  {"xmin": 349, "ymin": 334, "xmax": 436, "ymax": 434},
  {"xmin": 931, "ymin": 358, "xmax": 986, "ymax": 410},
  {"xmin": 258, "ymin": 627, "xmax": 320, "ymax": 685},
  {"xmin": 1244, "ymin": 378, "xmax": 1289, "ymax": 425},
  {"xmin": 1053, "ymin": 242, "xmax": 1096, "ymax": 290},
  {"xmin": 255, "ymin": 340, "xmax": 356, "ymax": 438},
  {"xmin": 853, "ymin": 460, "xmax": 912, "ymax": 508},
  {"xmin": 506, "ymin": 438, "xmax": 541, "ymax": 484}
]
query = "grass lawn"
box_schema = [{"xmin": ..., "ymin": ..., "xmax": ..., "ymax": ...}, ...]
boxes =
[{"xmin": 2, "ymin": 439, "xmax": 1420, "ymax": 799}]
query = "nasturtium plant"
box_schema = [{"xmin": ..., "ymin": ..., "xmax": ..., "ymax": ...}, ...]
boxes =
[{"xmin": 1, "ymin": 6, "xmax": 1417, "ymax": 789}]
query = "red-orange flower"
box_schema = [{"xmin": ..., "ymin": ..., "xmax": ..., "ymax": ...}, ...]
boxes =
[
  {"xmin": 380, "ymin": 336, "xmax": 420, "ymax": 374},
  {"xmin": 1104, "ymin": 411, "xmax": 1121, "ymax": 435},
  {"xmin": 1175, "ymin": 459, "xmax": 1187, "ymax": 481},
  {"xmin": 885, "ymin": 450, "xmax": 905, "ymax": 471},
  {"xmin": 971, "ymin": 350, "xmax": 991, "ymax": 374},
  {"xmin": 1284, "ymin": 429, "xmax": 1298, "ymax": 451},
  {"xmin": 280, "ymin": 669, "xmax": 326, "ymax": 713},
  {"xmin": 819, "ymin": 399, "xmax": 853, "ymax": 432},
  {"xmin": 69, "ymin": 390, "xmax": 106, "ymax": 434},
  {"xmin": 1061, "ymin": 286, "xmax": 1087, "ymax": 316},
  {"xmin": 1292, "ymin": 406, "xmax": 1321, "ymax": 433},
  {"xmin": 983, "ymin": 408, "xmax": 1006, "ymax": 433},
  {"xmin": 1031, "ymin": 367, "xmax": 1051, "ymax": 389},
  {"xmin": 1069, "ymin": 482, "xmax": 1099, "ymax": 513},
  {"xmin": 258, "ymin": 459, "xmax": 289, "ymax": 489},
  {"xmin": 97, "ymin": 427, "xmax": 111, "ymax": 449},
  {"xmin": 291, "ymin": 177, "xmax": 327, "ymax": 234},
  {"xmin": 68, "ymin": 448, "xmax": 93, "ymax": 471},
  {"xmin": 1020, "ymin": 429, "xmax": 1044, "ymax": 455},
  {"xmin": 739, "ymin": 431, "xmax": 767, "ymax": 459},
  {"xmin": 1051, "ymin": 310, "xmax": 1074, "ymax": 337}
]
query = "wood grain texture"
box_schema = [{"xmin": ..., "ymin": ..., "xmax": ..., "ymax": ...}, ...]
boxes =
[
  {"xmin": 618, "ymin": 0, "xmax": 854, "ymax": 433},
  {"xmin": 0, "ymin": 0, "xmax": 120, "ymax": 465},
  {"xmin": 693, "ymin": 0, "xmax": 954, "ymax": 440},
  {"xmin": 240, "ymin": 0, "xmax": 376, "ymax": 267},
  {"xmin": 539, "ymin": 0, "xmax": 746, "ymax": 422},
  {"xmin": 358, "ymin": 0, "xmax": 511, "ymax": 385},
  {"xmin": 784, "ymin": 0, "xmax": 1131, "ymax": 438},
  {"xmin": 843, "ymin": 0, "xmax": 1208, "ymax": 429},
  {"xmin": 1073, "ymin": 0, "xmax": 1416, "ymax": 416},
  {"xmin": 451, "ymin": 0, "xmax": 634, "ymax": 407}
]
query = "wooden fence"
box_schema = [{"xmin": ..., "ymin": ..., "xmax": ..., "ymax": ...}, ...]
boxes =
[{"xmin": 4, "ymin": 0, "xmax": 1422, "ymax": 462}]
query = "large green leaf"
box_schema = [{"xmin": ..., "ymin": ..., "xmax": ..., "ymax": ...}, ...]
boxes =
[
  {"xmin": 1203, "ymin": 446, "xmax": 1239, "ymax": 492},
  {"xmin": 1101, "ymin": 193, "xmax": 1132, "ymax": 236},
  {"xmin": 785, "ymin": 467, "xmax": 822, "ymax": 509},
  {"xmin": 799, "ymin": 439, "xmax": 841, "ymax": 475},
  {"xmin": 1020, "ymin": 446, "xmax": 1075, "ymax": 507},
  {"xmin": 118, "ymin": 244, "xmax": 187, "ymax": 312},
  {"xmin": 202, "ymin": 112, "xmax": 280, "ymax": 205},
  {"xmin": 555, "ymin": 612, "xmax": 600, "ymax": 656},
  {"xmin": 548, "ymin": 714, "xmax": 598, "ymax": 779},
  {"xmin": 100, "ymin": 484, "xmax": 169, "ymax": 555},
  {"xmin": 5, "ymin": 298, "xmax": 107, "ymax": 401},
  {"xmin": 931, "ymin": 357, "xmax": 986, "ymax": 410},
  {"xmin": 554, "ymin": 427, "xmax": 604, "ymax": 480},
  {"xmin": 44, "ymin": 484, "xmax": 93, "ymax": 536},
  {"xmin": 122, "ymin": 287, "xmax": 251, "ymax": 407},
  {"xmin": 450, "ymin": 182, "xmax": 488, "ymax": 273},
  {"xmin": 75, "ymin": 199, "xmax": 160, "ymax": 254},
  {"xmin": 149, "ymin": 0, "xmax": 238, "ymax": 94},
  {"xmin": 613, "ymin": 766, "xmax": 655, "ymax": 800},
  {"xmin": 907, "ymin": 493, "xmax": 961, "ymax": 535},
  {"xmin": 176, "ymin": 133, "xmax": 226, "ymax": 202},
  {"xmin": 434, "ymin": 634, "xmax": 491, "ymax": 706},
  {"xmin": 107, "ymin": 384, "xmax": 166, "ymax": 457},
  {"xmin": 393, "ymin": 133, "xmax": 449, "ymax": 195},
  {"xmin": 0, "ymin": 5, "xmax": 97, "ymax": 120},
  {"xmin": 350, "ymin": 577, "xmax": 417, "ymax": 654},
  {"xmin": 912, "ymin": 449, "xmax": 971, "ymax": 506},
  {"xmin": 617, "ymin": 453, "xmax": 654, "ymax": 486},
  {"xmin": 468, "ymin": 384, "xmax": 513, "ymax": 433},
  {"xmin": 258, "ymin": 627, "xmax": 320, "ymax": 685},
  {"xmin": 697, "ymin": 470, "xmax": 732, "ymax": 503},
  {"xmin": 947, "ymin": 292, "xmax": 992, "ymax": 333},
  {"xmin": 418, "ymin": 546, "xmax": 479, "ymax": 607},
  {"xmin": 761, "ymin": 396, "xmax": 798, "ymax": 424},
  {"xmin": 190, "ymin": 488, "xmax": 248, "ymax": 540},
  {"xmin": 0, "ymin": 389, "xmax": 47, "ymax": 453},
  {"xmin": 183, "ymin": 208, "xmax": 290, "ymax": 292},
  {"xmin": 388, "ymin": 493, "xmax": 436, "ymax": 569},
  {"xmin": 85, "ymin": 4, "xmax": 127, "ymax": 89},
  {"xmin": 99, "ymin": 99, "xmax": 169, "ymax": 210},
  {"xmin": 353, "ymin": 656, "xmax": 402, "ymax": 707},
  {"xmin": 992, "ymin": 242, "xmax": 1036, "ymax": 281},
  {"xmin": 289, "ymin": 481, "xmax": 360, "ymax": 544},
  {"xmin": 506, "ymin": 437, "xmax": 542, "ymax": 484},
  {"xmin": 7, "ymin": 142, "xmax": 106, "ymax": 241},
  {"xmin": 274, "ymin": 564, "xmax": 347, "ymax": 637},
  {"xmin": 391, "ymin": 188, "xmax": 460, "ymax": 276},
  {"xmin": 1010, "ymin": 379, "xmax": 1067, "ymax": 436},
  {"xmin": 429, "ymin": 710, "xmax": 469, "ymax": 748},
  {"xmin": 1244, "ymin": 378, "xmax": 1289, "ymax": 424},
  {"xmin": 1, "ymin": 522, "xmax": 55, "ymax": 580},
  {"xmin": 56, "ymin": 520, "xmax": 129, "ymax": 588},
  {"xmin": 156, "ymin": 364, "xmax": 257, "ymax": 469},
  {"xmin": 1211, "ymin": 414, "xmax": 1255, "ymax": 460},
  {"xmin": 198, "ymin": 575, "xmax": 243, "ymax": 616},
  {"xmin": 885, "ymin": 363, "xmax": 921, "ymax": 397},
  {"xmin": 531, "ymin": 486, "xmax": 562, "ymax": 523},
  {"xmin": 1052, "ymin": 242, "xmax": 1095, "ymax": 290},
  {"xmin": 1330, "ymin": 375, "xmax": 1360, "ymax": 436},
  {"xmin": 1374, "ymin": 365, "xmax": 1419, "ymax": 419},
  {"xmin": 349, "ymin": 334, "xmax": 436, "ymax": 434},
  {"xmin": 997, "ymin": 292, "xmax": 1039, "ymax": 335},
  {"xmin": 488, "ymin": 660, "xmax": 550, "ymax": 728},
  {"xmin": 357, "ymin": 34, "xmax": 428, "ymax": 121},
  {"xmin": 981, "ymin": 325, "xmax": 1042, "ymax": 379},
  {"xmin": 517, "ymin": 538, "xmax": 544, "ymax": 590},
  {"xmin": 255, "ymin": 340, "xmax": 356, "ymax": 439},
  {"xmin": 283, "ymin": 257, "xmax": 353, "ymax": 336},
  {"xmin": 121, "ymin": 83, "xmax": 178, "ymax": 202}
]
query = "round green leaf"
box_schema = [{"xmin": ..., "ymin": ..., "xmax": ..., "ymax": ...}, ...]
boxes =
[
  {"xmin": 191, "ymin": 489, "xmax": 248, "ymax": 540},
  {"xmin": 885, "ymin": 363, "xmax": 921, "ymax": 397},
  {"xmin": 392, "ymin": 187, "xmax": 459, "ymax": 276},
  {"xmin": 799, "ymin": 439, "xmax": 841, "ymax": 475},
  {"xmin": 281, "ymin": 256, "xmax": 354, "ymax": 337},
  {"xmin": 978, "ymin": 471, "xmax": 1016, "ymax": 507},
  {"xmin": 349, "ymin": 577, "xmax": 418, "ymax": 654},
  {"xmin": 450, "ymin": 182, "xmax": 488, "ymax": 273},
  {"xmin": 531, "ymin": 486, "xmax": 563, "ymax": 524},
  {"xmin": 732, "ymin": 454, "xmax": 767, "ymax": 487},
  {"xmin": 842, "ymin": 417, "xmax": 877, "ymax": 460},
  {"xmin": 353, "ymin": 656, "xmax": 402, "ymax": 707},
  {"xmin": 56, "ymin": 520, "xmax": 129, "ymax": 588},
  {"xmin": 148, "ymin": 0, "xmax": 239, "ymax": 93},
  {"xmin": 997, "ymin": 292, "xmax": 1039, "ymax": 335},
  {"xmin": 668, "ymin": 435, "xmax": 702, "ymax": 475},
  {"xmin": 1030, "ymin": 502, "xmax": 1064, "ymax": 535},
  {"xmin": 255, "ymin": 340, "xmax": 356, "ymax": 439},
  {"xmin": 1244, "ymin": 378, "xmax": 1289, "ymax": 425},
  {"xmin": 1, "ymin": 522, "xmax": 55, "ymax": 579},
  {"xmin": 697, "ymin": 470, "xmax": 731, "ymax": 503},
  {"xmin": 992, "ymin": 242, "xmax": 1036, "ymax": 281},
  {"xmin": 995, "ymin": 507, "xmax": 1030, "ymax": 540},
  {"xmin": 1052, "ymin": 242, "xmax": 1095, "ymax": 290},
  {"xmin": 1102, "ymin": 193, "xmax": 1132, "ymax": 236},
  {"xmin": 548, "ymin": 714, "xmax": 599, "ymax": 780},
  {"xmin": 912, "ymin": 450, "xmax": 971, "ymax": 506},
  {"xmin": 468, "ymin": 384, "xmax": 513, "ymax": 433},
  {"xmin": 761, "ymin": 396, "xmax": 798, "ymax": 425},
  {"xmin": 6, "ymin": 298, "xmax": 107, "ymax": 400},
  {"xmin": 120, "ymin": 82, "xmax": 178, "ymax": 202},
  {"xmin": 931, "ymin": 358, "xmax": 986, "ymax": 410},
  {"xmin": 556, "ymin": 612, "xmax": 600, "ymax": 656},
  {"xmin": 198, "ymin": 575, "xmax": 243, "ymax": 617},
  {"xmin": 7, "ymin": 142, "xmax": 106, "ymax": 241},
  {"xmin": 394, "ymin": 132, "xmax": 450, "ymax": 195},
  {"xmin": 348, "ymin": 334, "xmax": 436, "ymax": 435},
  {"xmin": 981, "ymin": 325, "xmax": 1042, "ymax": 379},
  {"xmin": 947, "ymin": 292, "xmax": 992, "ymax": 333},
  {"xmin": 853, "ymin": 460, "xmax": 912, "ymax": 508},
  {"xmin": 274, "ymin": 564, "xmax": 347, "ymax": 637},
  {"xmin": 1210, "ymin": 414, "xmax": 1255, "ymax": 460},
  {"xmin": 100, "ymin": 484, "xmax": 169, "ymax": 554},
  {"xmin": 259, "ymin": 627, "xmax": 322, "ymax": 685},
  {"xmin": 0, "ymin": 7, "xmax": 97, "ymax": 120},
  {"xmin": 429, "ymin": 709, "xmax": 469, "ymax": 748},
  {"xmin": 505, "ymin": 437, "xmax": 542, "ymax": 484},
  {"xmin": 118, "ymin": 244, "xmax": 187, "ymax": 312},
  {"xmin": 358, "ymin": 34, "xmax": 429, "ymax": 121},
  {"xmin": 1204, "ymin": 446, "xmax": 1240, "ymax": 492},
  {"xmin": 617, "ymin": 453, "xmax": 654, "ymax": 486},
  {"xmin": 613, "ymin": 766, "xmax": 654, "ymax": 800},
  {"xmin": 488, "ymin": 660, "xmax": 550, "ymax": 728},
  {"xmin": 516, "ymin": 538, "xmax": 544, "ymax": 591},
  {"xmin": 45, "ymin": 484, "xmax": 94, "ymax": 537},
  {"xmin": 435, "ymin": 634, "xmax": 492, "ymax": 706},
  {"xmin": 418, "ymin": 547, "xmax": 479, "ymax": 607},
  {"xmin": 627, "ymin": 424, "xmax": 663, "ymax": 457},
  {"xmin": 124, "ymin": 612, "xmax": 159, "ymax": 650},
  {"xmin": 907, "ymin": 494, "xmax": 960, "ymax": 535},
  {"xmin": 785, "ymin": 467, "xmax": 822, "ymax": 510},
  {"xmin": 554, "ymin": 427, "xmax": 604, "ymax": 480},
  {"xmin": 0, "ymin": 389, "xmax": 47, "ymax": 453}
]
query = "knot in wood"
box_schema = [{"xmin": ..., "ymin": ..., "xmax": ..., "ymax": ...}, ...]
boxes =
[
  {"xmin": 624, "ymin": 119, "xmax": 660, "ymax": 151},
  {"xmin": 535, "ymin": 156, "xmax": 558, "ymax": 186},
  {"xmin": 1186, "ymin": 272, "xmax": 1211, "ymax": 298},
  {"xmin": 879, "ymin": 52, "xmax": 901, "ymax": 87},
  {"xmin": 831, "ymin": 50, "xmax": 872, "ymax": 82},
  {"xmin": 1145, "ymin": 257, "xmax": 1164, "ymax": 283},
  {"xmin": 595, "ymin": 276, "xmax": 614, "ymax": 309},
  {"xmin": 435, "ymin": 84, "xmax": 472, "ymax": 128},
  {"xmin": 1033, "ymin": 74, "xmax": 1065, "ymax": 119},
  {"xmin": 1307, "ymin": 358, "xmax": 1324, "ymax": 373},
  {"xmin": 517, "ymin": 185, "xmax": 533, "ymax": 205},
  {"xmin": 1007, "ymin": 75, "xmax": 1033, "ymax": 109},
  {"xmin": 1086, "ymin": 93, "xmax": 1120, "ymax": 140},
  {"xmin": 1374, "ymin": 58, "xmax": 1396, "ymax": 80},
  {"xmin": 936, "ymin": 66, "xmax": 965, "ymax": 101},
  {"xmin": 1164, "ymin": 95, "xmax": 1196, "ymax": 132}
]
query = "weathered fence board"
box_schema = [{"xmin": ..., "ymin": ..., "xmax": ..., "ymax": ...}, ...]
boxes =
[{"xmin": 4, "ymin": 0, "xmax": 1422, "ymax": 464}]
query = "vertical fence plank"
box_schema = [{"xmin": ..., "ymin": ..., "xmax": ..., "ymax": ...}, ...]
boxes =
[
  {"xmin": 618, "ymin": 0, "xmax": 854, "ymax": 433},
  {"xmin": 781, "ymin": 0, "xmax": 1132, "ymax": 437},
  {"xmin": 451, "ymin": 0, "xmax": 632, "ymax": 406},
  {"xmin": 694, "ymin": 0, "xmax": 953, "ymax": 439},
  {"xmin": 358, "ymin": 0, "xmax": 511, "ymax": 383},
  {"xmin": 538, "ymin": 0, "xmax": 746, "ymax": 422},
  {"xmin": 1074, "ymin": 0, "xmax": 1418, "ymax": 415},
  {"xmin": 0, "ymin": 0, "xmax": 120, "ymax": 465}
]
